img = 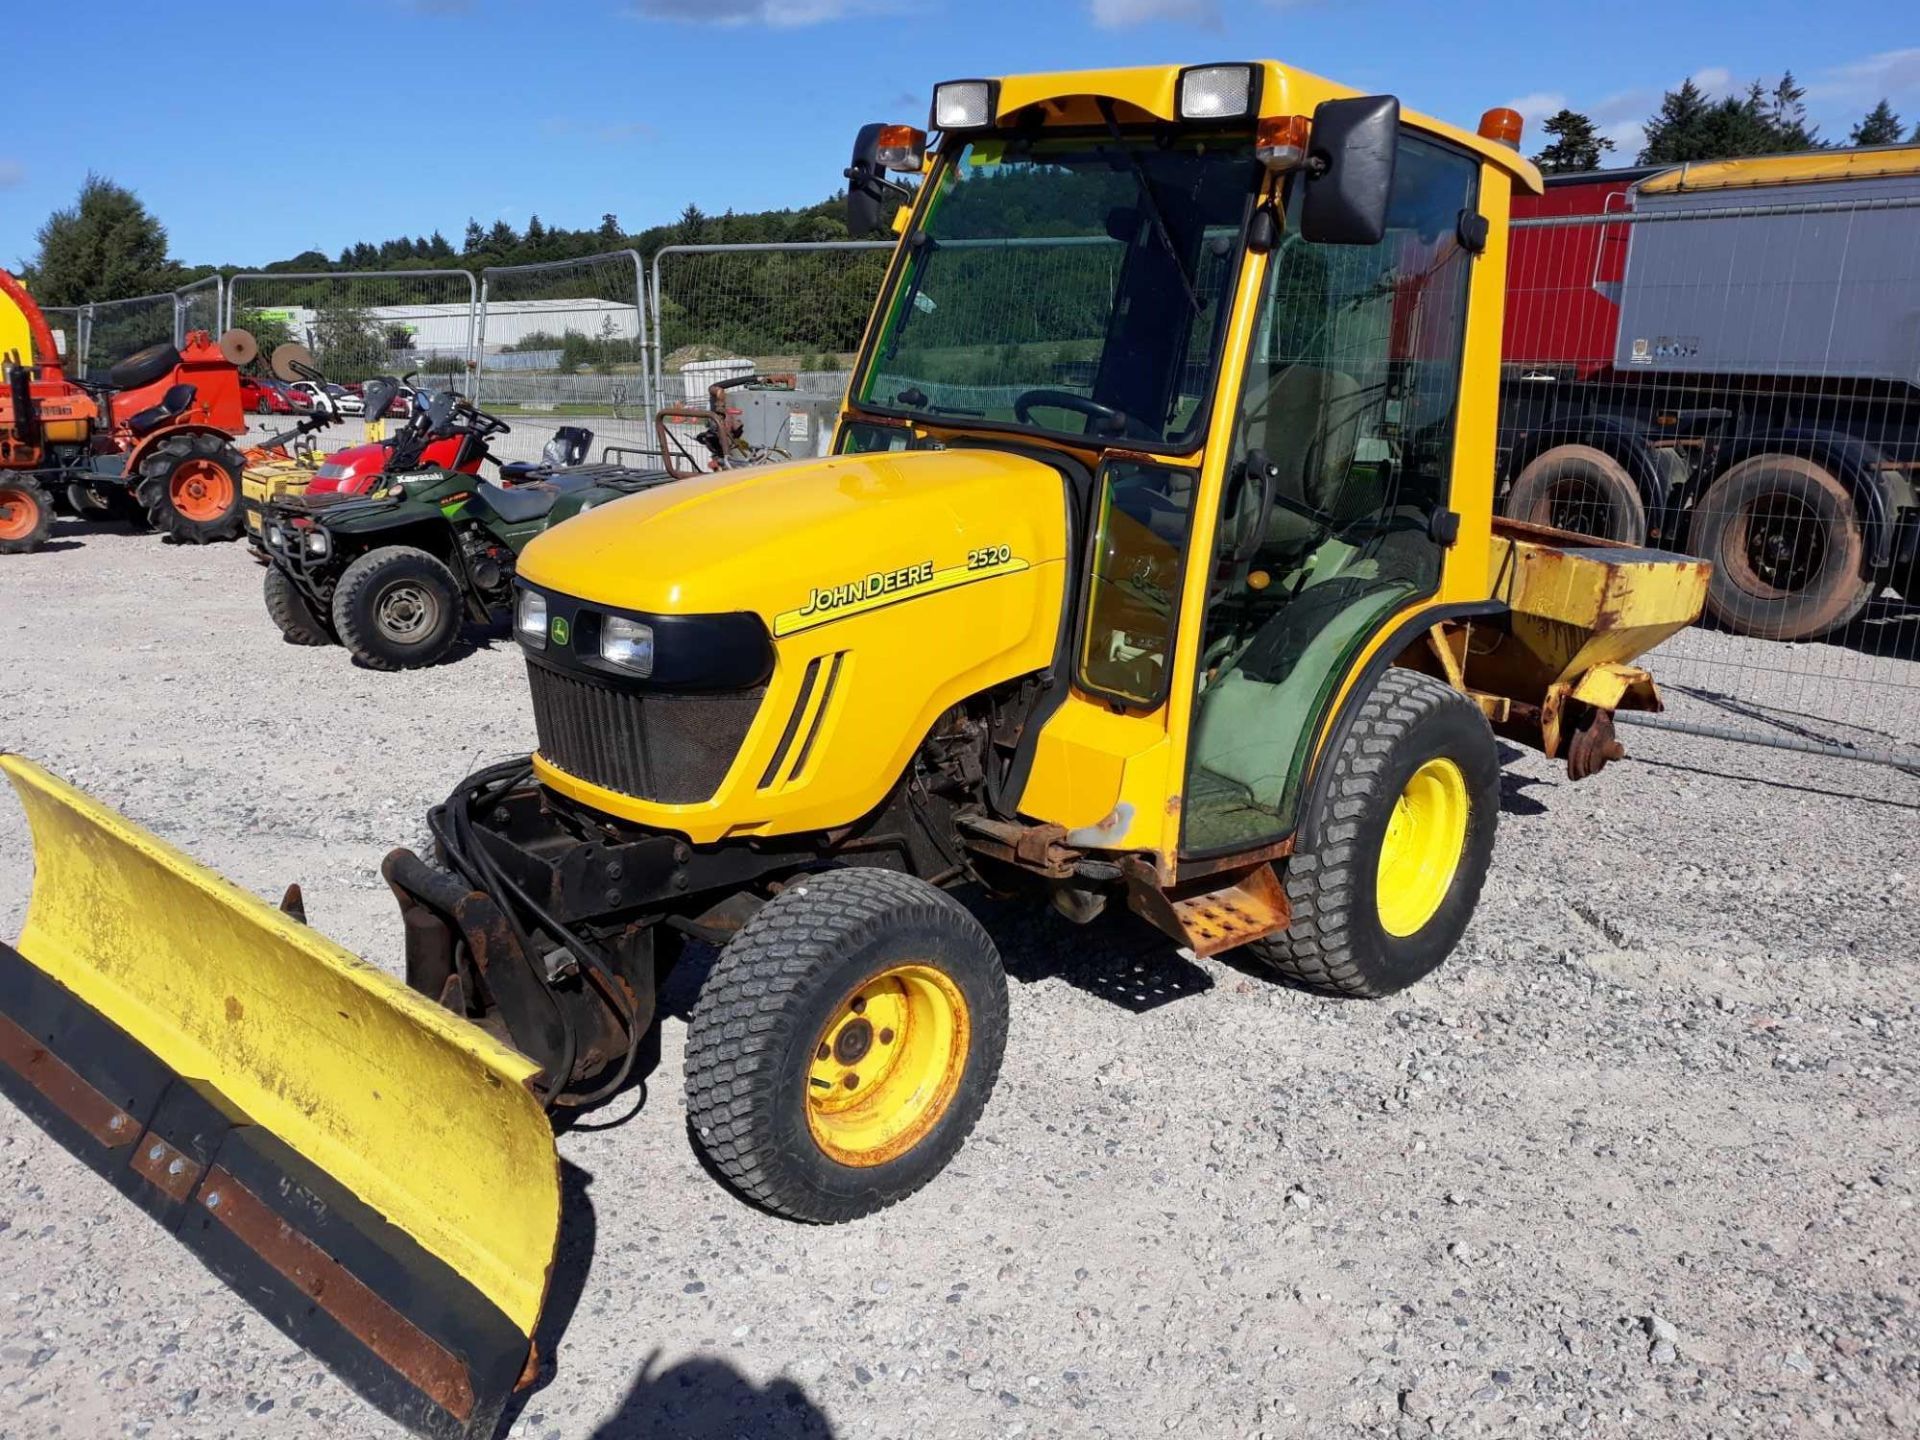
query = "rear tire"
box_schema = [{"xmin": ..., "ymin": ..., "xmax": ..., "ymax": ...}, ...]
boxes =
[
  {"xmin": 1504, "ymin": 443, "xmax": 1647, "ymax": 544},
  {"xmin": 264, "ymin": 565, "xmax": 335, "ymax": 646},
  {"xmin": 1690, "ymin": 454, "xmax": 1873, "ymax": 641},
  {"xmin": 684, "ymin": 869, "xmax": 1010, "ymax": 1223},
  {"xmin": 1243, "ymin": 669, "xmax": 1500, "ymax": 998},
  {"xmin": 137, "ymin": 432, "xmax": 246, "ymax": 543},
  {"xmin": 331, "ymin": 545, "xmax": 463, "ymax": 670},
  {"xmin": 0, "ymin": 480, "xmax": 53, "ymax": 555}
]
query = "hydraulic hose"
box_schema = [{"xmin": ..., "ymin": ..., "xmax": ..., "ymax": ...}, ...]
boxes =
[{"xmin": 430, "ymin": 759, "xmax": 645, "ymax": 1109}]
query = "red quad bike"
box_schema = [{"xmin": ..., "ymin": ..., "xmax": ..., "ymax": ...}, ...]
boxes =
[{"xmin": 0, "ymin": 270, "xmax": 253, "ymax": 554}]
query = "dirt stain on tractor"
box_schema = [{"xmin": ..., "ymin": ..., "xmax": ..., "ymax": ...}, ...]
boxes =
[{"xmin": 225, "ymin": 995, "xmax": 245, "ymax": 1024}]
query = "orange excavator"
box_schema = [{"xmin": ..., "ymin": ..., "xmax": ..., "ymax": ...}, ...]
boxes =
[{"xmin": 0, "ymin": 268, "xmax": 252, "ymax": 554}]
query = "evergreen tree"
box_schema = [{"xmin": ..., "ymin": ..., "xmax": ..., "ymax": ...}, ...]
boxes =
[
  {"xmin": 462, "ymin": 219, "xmax": 485, "ymax": 252},
  {"xmin": 1850, "ymin": 100, "xmax": 1905, "ymax": 146},
  {"xmin": 426, "ymin": 230, "xmax": 454, "ymax": 259},
  {"xmin": 599, "ymin": 212, "xmax": 621, "ymax": 241},
  {"xmin": 26, "ymin": 174, "xmax": 175, "ymax": 305},
  {"xmin": 1764, "ymin": 71, "xmax": 1819, "ymax": 150},
  {"xmin": 526, "ymin": 214, "xmax": 547, "ymax": 244},
  {"xmin": 1532, "ymin": 109, "xmax": 1615, "ymax": 174},
  {"xmin": 486, "ymin": 219, "xmax": 518, "ymax": 250},
  {"xmin": 1638, "ymin": 79, "xmax": 1713, "ymax": 164}
]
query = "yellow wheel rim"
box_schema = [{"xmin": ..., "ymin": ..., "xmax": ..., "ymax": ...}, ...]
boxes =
[
  {"xmin": 1376, "ymin": 757, "xmax": 1470, "ymax": 938},
  {"xmin": 806, "ymin": 963, "xmax": 970, "ymax": 1168}
]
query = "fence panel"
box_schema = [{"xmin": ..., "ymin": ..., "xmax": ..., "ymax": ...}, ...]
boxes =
[
  {"xmin": 224, "ymin": 269, "xmax": 479, "ymax": 391},
  {"xmin": 74, "ymin": 292, "xmax": 179, "ymax": 381},
  {"xmin": 475, "ymin": 251, "xmax": 652, "ymax": 467},
  {"xmin": 173, "ymin": 275, "xmax": 223, "ymax": 343},
  {"xmin": 1505, "ymin": 188, "xmax": 1920, "ymax": 771}
]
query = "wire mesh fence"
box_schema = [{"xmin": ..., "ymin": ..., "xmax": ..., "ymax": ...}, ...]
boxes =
[
  {"xmin": 73, "ymin": 291, "xmax": 180, "ymax": 381},
  {"xmin": 474, "ymin": 251, "xmax": 652, "ymax": 467},
  {"xmin": 1504, "ymin": 174, "xmax": 1920, "ymax": 772},
  {"xmin": 174, "ymin": 276, "xmax": 224, "ymax": 341},
  {"xmin": 36, "ymin": 306, "xmax": 83, "ymax": 367},
  {"xmin": 224, "ymin": 269, "xmax": 479, "ymax": 390}
]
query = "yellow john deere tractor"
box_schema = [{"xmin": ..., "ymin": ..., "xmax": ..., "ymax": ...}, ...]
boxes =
[{"xmin": 0, "ymin": 61, "xmax": 1709, "ymax": 1438}]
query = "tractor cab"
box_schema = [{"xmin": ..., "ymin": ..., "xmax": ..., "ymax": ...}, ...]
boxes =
[{"xmin": 835, "ymin": 66, "xmax": 1540, "ymax": 860}]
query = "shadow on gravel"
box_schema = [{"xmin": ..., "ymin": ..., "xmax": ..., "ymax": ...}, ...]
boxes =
[
  {"xmin": 969, "ymin": 894, "xmax": 1215, "ymax": 1013},
  {"xmin": 587, "ymin": 1352, "xmax": 836, "ymax": 1438},
  {"xmin": 1633, "ymin": 753, "xmax": 1920, "ymax": 808}
]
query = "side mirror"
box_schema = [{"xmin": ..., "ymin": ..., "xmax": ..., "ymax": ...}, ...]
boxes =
[
  {"xmin": 1300, "ymin": 95, "xmax": 1400, "ymax": 246},
  {"xmin": 845, "ymin": 123, "xmax": 890, "ymax": 238}
]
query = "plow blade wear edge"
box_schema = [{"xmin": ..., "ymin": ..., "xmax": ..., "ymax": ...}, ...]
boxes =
[{"xmin": 0, "ymin": 754, "xmax": 560, "ymax": 1439}]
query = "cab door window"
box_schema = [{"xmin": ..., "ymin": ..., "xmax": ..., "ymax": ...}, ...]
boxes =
[{"xmin": 1183, "ymin": 134, "xmax": 1479, "ymax": 854}]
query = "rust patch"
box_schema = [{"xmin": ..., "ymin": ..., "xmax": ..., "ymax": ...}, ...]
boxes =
[
  {"xmin": 130, "ymin": 1134, "xmax": 204, "ymax": 1202},
  {"xmin": 224, "ymin": 995, "xmax": 245, "ymax": 1024},
  {"xmin": 199, "ymin": 1166, "xmax": 478, "ymax": 1422},
  {"xmin": 1125, "ymin": 859, "xmax": 1292, "ymax": 958},
  {"xmin": 0, "ymin": 1009, "xmax": 138, "ymax": 1149}
]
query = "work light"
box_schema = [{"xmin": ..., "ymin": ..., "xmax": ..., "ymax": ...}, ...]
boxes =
[
  {"xmin": 599, "ymin": 615, "xmax": 655, "ymax": 677},
  {"xmin": 515, "ymin": 588, "xmax": 547, "ymax": 650},
  {"xmin": 932, "ymin": 80, "xmax": 997, "ymax": 132},
  {"xmin": 1178, "ymin": 64, "xmax": 1258, "ymax": 122}
]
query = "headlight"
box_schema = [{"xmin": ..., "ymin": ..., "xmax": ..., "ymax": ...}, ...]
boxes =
[
  {"xmin": 931, "ymin": 80, "xmax": 997, "ymax": 132},
  {"xmin": 516, "ymin": 588, "xmax": 548, "ymax": 649},
  {"xmin": 599, "ymin": 615, "xmax": 654, "ymax": 677},
  {"xmin": 304, "ymin": 531, "xmax": 330, "ymax": 557},
  {"xmin": 267, "ymin": 525, "xmax": 285, "ymax": 546},
  {"xmin": 1178, "ymin": 64, "xmax": 1258, "ymax": 122}
]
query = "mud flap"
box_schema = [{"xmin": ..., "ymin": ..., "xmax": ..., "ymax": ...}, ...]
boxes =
[{"xmin": 0, "ymin": 755, "xmax": 560, "ymax": 1438}]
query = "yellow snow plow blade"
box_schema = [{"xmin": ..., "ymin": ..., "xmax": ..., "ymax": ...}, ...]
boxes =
[{"xmin": 0, "ymin": 754, "xmax": 559, "ymax": 1439}]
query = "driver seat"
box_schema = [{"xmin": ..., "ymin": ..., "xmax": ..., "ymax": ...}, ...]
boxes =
[
  {"xmin": 1234, "ymin": 365, "xmax": 1364, "ymax": 556},
  {"xmin": 126, "ymin": 383, "xmax": 196, "ymax": 437}
]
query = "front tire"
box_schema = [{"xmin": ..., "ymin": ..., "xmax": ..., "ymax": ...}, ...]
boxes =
[
  {"xmin": 1244, "ymin": 669, "xmax": 1500, "ymax": 998},
  {"xmin": 684, "ymin": 869, "xmax": 1010, "ymax": 1223},
  {"xmin": 137, "ymin": 432, "xmax": 247, "ymax": 543},
  {"xmin": 0, "ymin": 480, "xmax": 53, "ymax": 555},
  {"xmin": 264, "ymin": 564, "xmax": 335, "ymax": 646},
  {"xmin": 330, "ymin": 545, "xmax": 463, "ymax": 670},
  {"xmin": 1690, "ymin": 454, "xmax": 1873, "ymax": 641}
]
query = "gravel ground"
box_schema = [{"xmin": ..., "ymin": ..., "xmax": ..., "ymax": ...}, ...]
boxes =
[{"xmin": 1, "ymin": 520, "xmax": 1916, "ymax": 1440}]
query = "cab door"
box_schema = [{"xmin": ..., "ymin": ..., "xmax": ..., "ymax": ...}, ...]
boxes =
[{"xmin": 1179, "ymin": 132, "xmax": 1482, "ymax": 855}]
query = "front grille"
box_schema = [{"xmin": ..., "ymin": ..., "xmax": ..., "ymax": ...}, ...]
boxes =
[{"xmin": 528, "ymin": 661, "xmax": 764, "ymax": 805}]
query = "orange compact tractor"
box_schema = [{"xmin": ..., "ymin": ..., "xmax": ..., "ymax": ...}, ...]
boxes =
[{"xmin": 0, "ymin": 268, "xmax": 252, "ymax": 555}]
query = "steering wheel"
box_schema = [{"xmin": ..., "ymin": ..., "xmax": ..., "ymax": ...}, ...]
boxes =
[{"xmin": 1013, "ymin": 389, "xmax": 1129, "ymax": 435}]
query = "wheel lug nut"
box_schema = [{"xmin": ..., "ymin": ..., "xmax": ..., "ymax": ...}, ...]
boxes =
[
  {"xmin": 879, "ymin": 1028, "xmax": 895, "ymax": 1045},
  {"xmin": 842, "ymin": 1073, "xmax": 859, "ymax": 1089},
  {"xmin": 851, "ymin": 996, "xmax": 866, "ymax": 1014},
  {"xmin": 816, "ymin": 1043, "xmax": 830, "ymax": 1061}
]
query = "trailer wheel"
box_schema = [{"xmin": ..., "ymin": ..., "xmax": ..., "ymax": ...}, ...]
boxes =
[
  {"xmin": 263, "ymin": 564, "xmax": 335, "ymax": 646},
  {"xmin": 137, "ymin": 432, "xmax": 246, "ymax": 543},
  {"xmin": 331, "ymin": 546, "xmax": 463, "ymax": 670},
  {"xmin": 1503, "ymin": 444, "xmax": 1647, "ymax": 543},
  {"xmin": 685, "ymin": 868, "xmax": 1009, "ymax": 1223},
  {"xmin": 1691, "ymin": 454, "xmax": 1872, "ymax": 641},
  {"xmin": 0, "ymin": 480, "xmax": 53, "ymax": 555},
  {"xmin": 1244, "ymin": 669, "xmax": 1499, "ymax": 998}
]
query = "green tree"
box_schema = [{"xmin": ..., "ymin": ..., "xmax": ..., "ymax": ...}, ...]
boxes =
[
  {"xmin": 1850, "ymin": 100, "xmax": 1905, "ymax": 146},
  {"xmin": 1639, "ymin": 77, "xmax": 1798, "ymax": 164},
  {"xmin": 462, "ymin": 219, "xmax": 485, "ymax": 252},
  {"xmin": 1531, "ymin": 109, "xmax": 1615, "ymax": 174},
  {"xmin": 309, "ymin": 304, "xmax": 390, "ymax": 381},
  {"xmin": 1764, "ymin": 71, "xmax": 1819, "ymax": 150},
  {"xmin": 25, "ymin": 174, "xmax": 175, "ymax": 305},
  {"xmin": 599, "ymin": 212, "xmax": 622, "ymax": 242}
]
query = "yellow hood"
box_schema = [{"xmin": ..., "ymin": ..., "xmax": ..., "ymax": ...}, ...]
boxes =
[{"xmin": 520, "ymin": 447, "xmax": 1072, "ymax": 630}]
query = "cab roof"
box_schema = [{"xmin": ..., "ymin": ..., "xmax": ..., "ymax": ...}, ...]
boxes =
[
  {"xmin": 980, "ymin": 62, "xmax": 1544, "ymax": 194},
  {"xmin": 1635, "ymin": 145, "xmax": 1920, "ymax": 195}
]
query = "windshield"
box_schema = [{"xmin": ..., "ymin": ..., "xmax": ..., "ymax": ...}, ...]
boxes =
[{"xmin": 854, "ymin": 132, "xmax": 1256, "ymax": 449}]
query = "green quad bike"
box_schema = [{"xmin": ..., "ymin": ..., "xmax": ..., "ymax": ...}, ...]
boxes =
[{"xmin": 259, "ymin": 381, "xmax": 676, "ymax": 670}]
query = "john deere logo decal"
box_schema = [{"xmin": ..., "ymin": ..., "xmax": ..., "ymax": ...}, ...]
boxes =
[{"xmin": 550, "ymin": 616, "xmax": 571, "ymax": 646}]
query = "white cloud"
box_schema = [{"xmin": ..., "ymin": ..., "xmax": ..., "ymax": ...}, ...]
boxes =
[
  {"xmin": 1503, "ymin": 91, "xmax": 1569, "ymax": 129},
  {"xmin": 0, "ymin": 160, "xmax": 21, "ymax": 189},
  {"xmin": 1689, "ymin": 66, "xmax": 1736, "ymax": 99},
  {"xmin": 1805, "ymin": 47, "xmax": 1920, "ymax": 104},
  {"xmin": 626, "ymin": 0, "xmax": 893, "ymax": 24},
  {"xmin": 1087, "ymin": 0, "xmax": 1220, "ymax": 24}
]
